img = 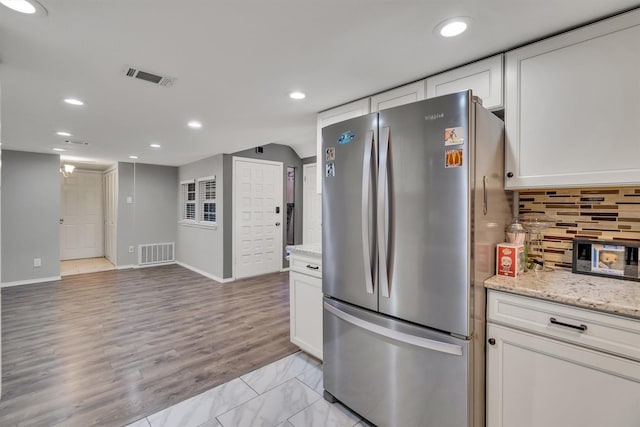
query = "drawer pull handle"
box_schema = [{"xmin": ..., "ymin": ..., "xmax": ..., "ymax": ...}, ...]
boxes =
[
  {"xmin": 549, "ymin": 317, "xmax": 587, "ymax": 332},
  {"xmin": 306, "ymin": 264, "xmax": 320, "ymax": 270}
]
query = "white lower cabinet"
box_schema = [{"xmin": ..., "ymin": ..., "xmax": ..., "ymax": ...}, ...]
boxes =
[
  {"xmin": 486, "ymin": 291, "xmax": 640, "ymax": 427},
  {"xmin": 289, "ymin": 260, "xmax": 323, "ymax": 360}
]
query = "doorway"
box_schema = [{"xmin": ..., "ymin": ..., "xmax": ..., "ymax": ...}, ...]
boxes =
[
  {"xmin": 60, "ymin": 168, "xmax": 115, "ymax": 276},
  {"xmin": 232, "ymin": 157, "xmax": 284, "ymax": 279},
  {"xmin": 303, "ymin": 163, "xmax": 322, "ymax": 244},
  {"xmin": 286, "ymin": 166, "xmax": 296, "ymax": 245}
]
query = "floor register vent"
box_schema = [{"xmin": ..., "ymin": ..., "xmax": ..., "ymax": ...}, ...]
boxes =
[
  {"xmin": 122, "ymin": 66, "xmax": 176, "ymax": 87},
  {"xmin": 138, "ymin": 242, "xmax": 175, "ymax": 266}
]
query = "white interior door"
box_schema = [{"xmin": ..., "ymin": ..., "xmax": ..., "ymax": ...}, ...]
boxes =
[
  {"xmin": 103, "ymin": 169, "xmax": 117, "ymax": 264},
  {"xmin": 60, "ymin": 171, "xmax": 104, "ymax": 260},
  {"xmin": 233, "ymin": 157, "xmax": 284, "ymax": 279},
  {"xmin": 303, "ymin": 163, "xmax": 322, "ymax": 245}
]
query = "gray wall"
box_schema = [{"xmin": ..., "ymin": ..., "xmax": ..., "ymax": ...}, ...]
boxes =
[
  {"xmin": 226, "ymin": 144, "xmax": 304, "ymax": 272},
  {"xmin": 1, "ymin": 150, "xmax": 60, "ymax": 283},
  {"xmin": 117, "ymin": 162, "xmax": 178, "ymax": 266},
  {"xmin": 176, "ymin": 154, "xmax": 225, "ymax": 279},
  {"xmin": 302, "ymin": 156, "xmax": 317, "ymax": 164}
]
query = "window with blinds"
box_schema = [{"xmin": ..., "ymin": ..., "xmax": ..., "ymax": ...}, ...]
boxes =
[
  {"xmin": 198, "ymin": 178, "xmax": 216, "ymax": 223},
  {"xmin": 181, "ymin": 181, "xmax": 196, "ymax": 221}
]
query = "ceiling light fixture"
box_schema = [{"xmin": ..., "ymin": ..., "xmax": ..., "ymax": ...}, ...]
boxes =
[
  {"xmin": 149, "ymin": 143, "xmax": 161, "ymax": 148},
  {"xmin": 64, "ymin": 98, "xmax": 84, "ymax": 106},
  {"xmin": 187, "ymin": 120, "xmax": 202, "ymax": 129},
  {"xmin": 289, "ymin": 91, "xmax": 306, "ymax": 100},
  {"xmin": 129, "ymin": 155, "xmax": 139, "ymax": 160},
  {"xmin": 56, "ymin": 131, "xmax": 72, "ymax": 137},
  {"xmin": 52, "ymin": 148, "xmax": 66, "ymax": 152},
  {"xmin": 434, "ymin": 17, "xmax": 472, "ymax": 38},
  {"xmin": 0, "ymin": 0, "xmax": 46, "ymax": 15}
]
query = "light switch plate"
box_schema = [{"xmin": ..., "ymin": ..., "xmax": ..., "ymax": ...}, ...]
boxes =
[
  {"xmin": 34, "ymin": 258, "xmax": 42, "ymax": 267},
  {"xmin": 129, "ymin": 246, "xmax": 135, "ymax": 253}
]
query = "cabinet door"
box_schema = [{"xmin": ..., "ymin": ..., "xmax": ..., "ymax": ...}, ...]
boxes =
[
  {"xmin": 426, "ymin": 55, "xmax": 503, "ymax": 109},
  {"xmin": 316, "ymin": 98, "xmax": 370, "ymax": 193},
  {"xmin": 289, "ymin": 271, "xmax": 323, "ymax": 360},
  {"xmin": 504, "ymin": 10, "xmax": 640, "ymax": 189},
  {"xmin": 486, "ymin": 323, "xmax": 640, "ymax": 427},
  {"xmin": 370, "ymin": 80, "xmax": 426, "ymax": 112}
]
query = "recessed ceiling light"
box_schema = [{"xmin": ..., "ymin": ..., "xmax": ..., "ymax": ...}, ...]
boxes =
[
  {"xmin": 0, "ymin": 0, "xmax": 46, "ymax": 15},
  {"xmin": 434, "ymin": 17, "xmax": 472, "ymax": 38},
  {"xmin": 64, "ymin": 98, "xmax": 84, "ymax": 106},
  {"xmin": 149, "ymin": 143, "xmax": 161, "ymax": 148},
  {"xmin": 56, "ymin": 131, "xmax": 72, "ymax": 137},
  {"xmin": 53, "ymin": 148, "xmax": 66, "ymax": 152},
  {"xmin": 129, "ymin": 155, "xmax": 139, "ymax": 160},
  {"xmin": 187, "ymin": 120, "xmax": 202, "ymax": 129},
  {"xmin": 289, "ymin": 91, "xmax": 306, "ymax": 100}
]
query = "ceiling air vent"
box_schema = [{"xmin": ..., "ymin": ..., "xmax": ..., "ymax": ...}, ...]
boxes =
[
  {"xmin": 65, "ymin": 140, "xmax": 89, "ymax": 146},
  {"xmin": 121, "ymin": 66, "xmax": 176, "ymax": 87}
]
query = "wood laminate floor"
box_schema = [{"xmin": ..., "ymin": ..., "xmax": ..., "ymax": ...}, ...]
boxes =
[{"xmin": 0, "ymin": 265, "xmax": 298, "ymax": 427}]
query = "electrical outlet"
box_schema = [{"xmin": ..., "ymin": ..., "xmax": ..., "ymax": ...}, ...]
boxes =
[
  {"xmin": 126, "ymin": 196, "xmax": 133, "ymax": 204},
  {"xmin": 129, "ymin": 245, "xmax": 135, "ymax": 253},
  {"xmin": 34, "ymin": 258, "xmax": 42, "ymax": 267}
]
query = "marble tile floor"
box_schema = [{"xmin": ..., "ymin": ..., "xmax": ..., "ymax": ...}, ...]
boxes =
[
  {"xmin": 60, "ymin": 256, "xmax": 116, "ymax": 276},
  {"xmin": 124, "ymin": 352, "xmax": 372, "ymax": 427}
]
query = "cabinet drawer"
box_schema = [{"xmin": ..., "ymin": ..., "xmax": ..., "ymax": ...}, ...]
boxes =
[
  {"xmin": 290, "ymin": 254, "xmax": 322, "ymax": 278},
  {"xmin": 487, "ymin": 290, "xmax": 640, "ymax": 361}
]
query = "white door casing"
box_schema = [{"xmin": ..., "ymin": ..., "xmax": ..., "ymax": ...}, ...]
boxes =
[
  {"xmin": 232, "ymin": 157, "xmax": 284, "ymax": 279},
  {"xmin": 302, "ymin": 163, "xmax": 322, "ymax": 245},
  {"xmin": 103, "ymin": 169, "xmax": 117, "ymax": 265},
  {"xmin": 60, "ymin": 171, "xmax": 104, "ymax": 260}
]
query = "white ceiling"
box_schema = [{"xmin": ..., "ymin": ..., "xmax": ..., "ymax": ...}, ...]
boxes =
[{"xmin": 1, "ymin": 0, "xmax": 638, "ymax": 167}]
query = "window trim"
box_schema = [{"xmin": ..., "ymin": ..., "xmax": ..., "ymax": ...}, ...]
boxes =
[
  {"xmin": 180, "ymin": 179, "xmax": 197, "ymax": 224},
  {"xmin": 197, "ymin": 175, "xmax": 217, "ymax": 226}
]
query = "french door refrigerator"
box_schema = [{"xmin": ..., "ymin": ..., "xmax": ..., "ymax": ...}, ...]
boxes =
[{"xmin": 322, "ymin": 91, "xmax": 510, "ymax": 427}]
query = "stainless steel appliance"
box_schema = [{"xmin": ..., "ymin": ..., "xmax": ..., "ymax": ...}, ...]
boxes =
[{"xmin": 322, "ymin": 91, "xmax": 511, "ymax": 427}]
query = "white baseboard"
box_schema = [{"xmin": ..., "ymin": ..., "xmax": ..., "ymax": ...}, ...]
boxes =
[
  {"xmin": 116, "ymin": 265, "xmax": 135, "ymax": 270},
  {"xmin": 176, "ymin": 261, "xmax": 234, "ymax": 283},
  {"xmin": 280, "ymin": 267, "xmax": 290, "ymax": 272},
  {"xmin": 134, "ymin": 261, "xmax": 176, "ymax": 269},
  {"xmin": 2, "ymin": 276, "xmax": 62, "ymax": 288}
]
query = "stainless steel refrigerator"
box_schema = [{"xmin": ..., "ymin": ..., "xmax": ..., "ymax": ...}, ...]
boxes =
[{"xmin": 322, "ymin": 91, "xmax": 511, "ymax": 427}]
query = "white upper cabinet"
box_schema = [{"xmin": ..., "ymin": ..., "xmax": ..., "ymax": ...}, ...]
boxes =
[
  {"xmin": 426, "ymin": 55, "xmax": 503, "ymax": 110},
  {"xmin": 316, "ymin": 98, "xmax": 370, "ymax": 193},
  {"xmin": 370, "ymin": 80, "xmax": 426, "ymax": 112},
  {"xmin": 504, "ymin": 10, "xmax": 640, "ymax": 189}
]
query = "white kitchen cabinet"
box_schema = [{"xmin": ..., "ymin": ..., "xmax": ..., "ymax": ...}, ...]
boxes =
[
  {"xmin": 289, "ymin": 252, "xmax": 323, "ymax": 360},
  {"xmin": 370, "ymin": 80, "xmax": 425, "ymax": 112},
  {"xmin": 486, "ymin": 290, "xmax": 640, "ymax": 427},
  {"xmin": 504, "ymin": 9, "xmax": 640, "ymax": 189},
  {"xmin": 426, "ymin": 55, "xmax": 503, "ymax": 109},
  {"xmin": 316, "ymin": 98, "xmax": 370, "ymax": 193}
]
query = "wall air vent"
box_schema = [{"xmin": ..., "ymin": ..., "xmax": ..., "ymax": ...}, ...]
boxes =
[
  {"xmin": 121, "ymin": 66, "xmax": 176, "ymax": 87},
  {"xmin": 139, "ymin": 242, "xmax": 175, "ymax": 265}
]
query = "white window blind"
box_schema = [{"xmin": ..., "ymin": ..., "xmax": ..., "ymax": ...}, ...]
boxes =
[
  {"xmin": 181, "ymin": 181, "xmax": 196, "ymax": 221},
  {"xmin": 198, "ymin": 177, "xmax": 216, "ymax": 223}
]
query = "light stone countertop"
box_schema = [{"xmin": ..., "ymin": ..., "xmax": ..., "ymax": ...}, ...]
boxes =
[
  {"xmin": 485, "ymin": 270, "xmax": 640, "ymax": 319},
  {"xmin": 286, "ymin": 244, "xmax": 322, "ymax": 258}
]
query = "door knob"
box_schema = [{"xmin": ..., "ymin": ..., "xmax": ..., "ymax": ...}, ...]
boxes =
[
  {"xmin": 60, "ymin": 218, "xmax": 64, "ymax": 224},
  {"xmin": 275, "ymin": 222, "xmax": 281, "ymax": 226}
]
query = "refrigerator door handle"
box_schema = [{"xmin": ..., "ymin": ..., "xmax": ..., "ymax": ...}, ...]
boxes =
[
  {"xmin": 324, "ymin": 302, "xmax": 463, "ymax": 356},
  {"xmin": 378, "ymin": 126, "xmax": 390, "ymax": 298},
  {"xmin": 362, "ymin": 130, "xmax": 375, "ymax": 295}
]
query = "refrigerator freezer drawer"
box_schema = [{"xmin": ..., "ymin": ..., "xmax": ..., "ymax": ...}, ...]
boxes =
[{"xmin": 323, "ymin": 298, "xmax": 471, "ymax": 427}]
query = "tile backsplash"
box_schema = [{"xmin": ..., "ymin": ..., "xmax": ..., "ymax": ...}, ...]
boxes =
[{"xmin": 518, "ymin": 187, "xmax": 640, "ymax": 270}]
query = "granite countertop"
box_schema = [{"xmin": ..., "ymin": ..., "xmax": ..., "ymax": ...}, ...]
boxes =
[
  {"xmin": 485, "ymin": 270, "xmax": 640, "ymax": 319},
  {"xmin": 287, "ymin": 244, "xmax": 322, "ymax": 258}
]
